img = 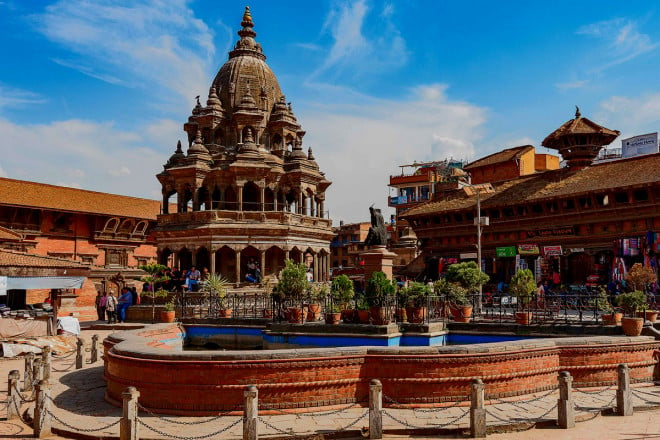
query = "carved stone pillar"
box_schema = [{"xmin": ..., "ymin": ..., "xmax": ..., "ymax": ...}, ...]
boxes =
[
  {"xmin": 162, "ymin": 192, "xmax": 169, "ymax": 214},
  {"xmin": 260, "ymin": 186, "xmax": 265, "ymax": 212},
  {"xmin": 237, "ymin": 185, "xmax": 244, "ymax": 212},
  {"xmin": 235, "ymin": 249, "xmax": 242, "ymax": 285},
  {"xmin": 313, "ymin": 253, "xmax": 319, "ymax": 283},
  {"xmin": 210, "ymin": 251, "xmax": 216, "ymax": 275},
  {"xmin": 260, "ymin": 251, "xmax": 266, "ymax": 278}
]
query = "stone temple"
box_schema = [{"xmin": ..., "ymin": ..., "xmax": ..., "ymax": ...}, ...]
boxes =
[{"xmin": 155, "ymin": 7, "xmax": 333, "ymax": 283}]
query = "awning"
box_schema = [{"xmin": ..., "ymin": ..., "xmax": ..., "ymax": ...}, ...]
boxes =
[{"xmin": 0, "ymin": 276, "xmax": 85, "ymax": 293}]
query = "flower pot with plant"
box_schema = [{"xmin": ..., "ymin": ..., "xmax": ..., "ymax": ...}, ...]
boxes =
[
  {"xmin": 329, "ymin": 274, "xmax": 355, "ymax": 324},
  {"xmin": 307, "ymin": 284, "xmax": 327, "ymax": 321},
  {"xmin": 160, "ymin": 300, "xmax": 176, "ymax": 323},
  {"xmin": 590, "ymin": 286, "xmax": 620, "ymax": 325},
  {"xmin": 203, "ymin": 274, "xmax": 232, "ymax": 318},
  {"xmin": 275, "ymin": 260, "xmax": 310, "ymax": 324},
  {"xmin": 625, "ymin": 263, "xmax": 657, "ymax": 323},
  {"xmin": 509, "ymin": 269, "xmax": 536, "ymax": 325},
  {"xmin": 402, "ymin": 281, "xmax": 432, "ymax": 323},
  {"xmin": 616, "ymin": 291, "xmax": 647, "ymax": 336},
  {"xmin": 365, "ymin": 271, "xmax": 395, "ymax": 325},
  {"xmin": 356, "ymin": 296, "xmax": 371, "ymax": 324},
  {"xmin": 444, "ymin": 261, "xmax": 489, "ymax": 313}
]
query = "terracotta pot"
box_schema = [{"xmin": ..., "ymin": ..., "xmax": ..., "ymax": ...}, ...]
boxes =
[
  {"xmin": 357, "ymin": 310, "xmax": 371, "ymax": 324},
  {"xmin": 450, "ymin": 305, "xmax": 473, "ymax": 323},
  {"xmin": 218, "ymin": 308, "xmax": 232, "ymax": 318},
  {"xmin": 515, "ymin": 311, "xmax": 533, "ymax": 325},
  {"xmin": 395, "ymin": 307, "xmax": 407, "ymax": 323},
  {"xmin": 341, "ymin": 309, "xmax": 355, "ymax": 323},
  {"xmin": 324, "ymin": 312, "xmax": 341, "ymax": 325},
  {"xmin": 406, "ymin": 306, "xmax": 427, "ymax": 324},
  {"xmin": 601, "ymin": 312, "xmax": 623, "ymax": 326},
  {"xmin": 636, "ymin": 310, "xmax": 658, "ymax": 323},
  {"xmin": 621, "ymin": 317, "xmax": 644, "ymax": 336},
  {"xmin": 262, "ymin": 308, "xmax": 273, "ymax": 319},
  {"xmin": 306, "ymin": 303, "xmax": 322, "ymax": 321},
  {"xmin": 287, "ymin": 307, "xmax": 306, "ymax": 324},
  {"xmin": 369, "ymin": 306, "xmax": 390, "ymax": 325},
  {"xmin": 160, "ymin": 310, "xmax": 175, "ymax": 323}
]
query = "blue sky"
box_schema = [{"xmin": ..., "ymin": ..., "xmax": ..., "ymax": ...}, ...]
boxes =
[{"xmin": 1, "ymin": 0, "xmax": 659, "ymax": 224}]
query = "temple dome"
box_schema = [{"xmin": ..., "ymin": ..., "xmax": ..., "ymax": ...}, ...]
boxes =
[{"xmin": 210, "ymin": 7, "xmax": 282, "ymax": 114}]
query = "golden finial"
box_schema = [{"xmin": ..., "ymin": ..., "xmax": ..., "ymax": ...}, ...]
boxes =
[{"xmin": 243, "ymin": 6, "xmax": 252, "ymax": 22}]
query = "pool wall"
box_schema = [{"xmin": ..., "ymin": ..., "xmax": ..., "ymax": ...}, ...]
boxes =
[{"xmin": 103, "ymin": 323, "xmax": 660, "ymax": 415}]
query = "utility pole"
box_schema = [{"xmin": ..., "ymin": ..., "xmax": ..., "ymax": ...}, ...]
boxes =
[{"xmin": 476, "ymin": 189, "xmax": 482, "ymax": 314}]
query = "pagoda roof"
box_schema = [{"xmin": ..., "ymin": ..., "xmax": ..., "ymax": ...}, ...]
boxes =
[
  {"xmin": 403, "ymin": 152, "xmax": 660, "ymax": 217},
  {"xmin": 542, "ymin": 109, "xmax": 620, "ymax": 149}
]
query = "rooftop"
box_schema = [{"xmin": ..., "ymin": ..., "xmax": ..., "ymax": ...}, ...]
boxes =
[
  {"xmin": 0, "ymin": 177, "xmax": 162, "ymax": 220},
  {"xmin": 463, "ymin": 145, "xmax": 535, "ymax": 170}
]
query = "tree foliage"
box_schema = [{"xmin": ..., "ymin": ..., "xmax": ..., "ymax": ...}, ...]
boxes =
[
  {"xmin": 625, "ymin": 263, "xmax": 656, "ymax": 291},
  {"xmin": 275, "ymin": 260, "xmax": 309, "ymax": 301},
  {"xmin": 508, "ymin": 269, "xmax": 536, "ymax": 304},
  {"xmin": 444, "ymin": 262, "xmax": 489, "ymax": 293},
  {"xmin": 331, "ymin": 275, "xmax": 355, "ymax": 305},
  {"xmin": 365, "ymin": 271, "xmax": 395, "ymax": 306}
]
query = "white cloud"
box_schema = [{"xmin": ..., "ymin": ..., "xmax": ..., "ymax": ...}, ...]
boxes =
[
  {"xmin": 596, "ymin": 93, "xmax": 660, "ymax": 138},
  {"xmin": 311, "ymin": 0, "xmax": 407, "ymax": 80},
  {"xmin": 33, "ymin": 0, "xmax": 216, "ymax": 107},
  {"xmin": 577, "ymin": 18, "xmax": 657, "ymax": 69},
  {"xmin": 555, "ymin": 80, "xmax": 589, "ymax": 90},
  {"xmin": 0, "ymin": 118, "xmax": 164, "ymax": 199},
  {"xmin": 303, "ymin": 84, "xmax": 487, "ymax": 223},
  {"xmin": 0, "ymin": 85, "xmax": 46, "ymax": 110}
]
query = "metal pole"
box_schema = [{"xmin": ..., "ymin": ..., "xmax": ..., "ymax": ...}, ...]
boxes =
[{"xmin": 476, "ymin": 189, "xmax": 483, "ymax": 314}]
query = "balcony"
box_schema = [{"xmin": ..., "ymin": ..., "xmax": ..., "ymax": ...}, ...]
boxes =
[
  {"xmin": 157, "ymin": 210, "xmax": 332, "ymax": 229},
  {"xmin": 388, "ymin": 194, "xmax": 431, "ymax": 206}
]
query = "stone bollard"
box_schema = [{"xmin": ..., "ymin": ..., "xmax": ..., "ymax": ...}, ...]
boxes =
[
  {"xmin": 41, "ymin": 346, "xmax": 51, "ymax": 382},
  {"xmin": 7, "ymin": 370, "xmax": 21, "ymax": 420},
  {"xmin": 616, "ymin": 363, "xmax": 633, "ymax": 416},
  {"xmin": 34, "ymin": 379, "xmax": 52, "ymax": 438},
  {"xmin": 243, "ymin": 385, "xmax": 258, "ymax": 440},
  {"xmin": 120, "ymin": 387, "xmax": 140, "ymax": 440},
  {"xmin": 557, "ymin": 371, "xmax": 575, "ymax": 429},
  {"xmin": 33, "ymin": 358, "xmax": 43, "ymax": 385},
  {"xmin": 75, "ymin": 338, "xmax": 84, "ymax": 369},
  {"xmin": 24, "ymin": 352, "xmax": 35, "ymax": 392},
  {"xmin": 369, "ymin": 379, "xmax": 383, "ymax": 440},
  {"xmin": 91, "ymin": 334, "xmax": 99, "ymax": 363},
  {"xmin": 470, "ymin": 378, "xmax": 486, "ymax": 438}
]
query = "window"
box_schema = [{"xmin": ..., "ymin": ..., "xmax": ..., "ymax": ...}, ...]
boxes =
[
  {"xmin": 614, "ymin": 192, "xmax": 629, "ymax": 204},
  {"xmin": 454, "ymin": 213, "xmax": 463, "ymax": 222},
  {"xmin": 490, "ymin": 210, "xmax": 500, "ymax": 219},
  {"xmin": 633, "ymin": 189, "xmax": 648, "ymax": 202},
  {"xmin": 531, "ymin": 204, "xmax": 543, "ymax": 214},
  {"xmin": 596, "ymin": 194, "xmax": 609, "ymax": 206},
  {"xmin": 517, "ymin": 206, "xmax": 528, "ymax": 216},
  {"xmin": 562, "ymin": 199, "xmax": 575, "ymax": 210},
  {"xmin": 503, "ymin": 207, "xmax": 514, "ymax": 217},
  {"xmin": 578, "ymin": 197, "xmax": 592, "ymax": 208}
]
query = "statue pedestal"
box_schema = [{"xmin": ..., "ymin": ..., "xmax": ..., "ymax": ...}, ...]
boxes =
[{"xmin": 360, "ymin": 246, "xmax": 397, "ymax": 282}]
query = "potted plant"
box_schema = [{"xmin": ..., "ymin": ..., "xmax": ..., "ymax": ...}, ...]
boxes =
[
  {"xmin": 405, "ymin": 281, "xmax": 432, "ymax": 323},
  {"xmin": 324, "ymin": 302, "xmax": 342, "ymax": 325},
  {"xmin": 330, "ymin": 275, "xmax": 355, "ymax": 323},
  {"xmin": 616, "ymin": 291, "xmax": 647, "ymax": 336},
  {"xmin": 395, "ymin": 286, "xmax": 409, "ymax": 322},
  {"xmin": 625, "ymin": 263, "xmax": 657, "ymax": 323},
  {"xmin": 204, "ymin": 273, "xmax": 232, "ymax": 318},
  {"xmin": 590, "ymin": 286, "xmax": 620, "ymax": 325},
  {"xmin": 160, "ymin": 300, "xmax": 176, "ymax": 323},
  {"xmin": 364, "ymin": 271, "xmax": 395, "ymax": 325},
  {"xmin": 275, "ymin": 259, "xmax": 310, "ymax": 323},
  {"xmin": 356, "ymin": 295, "xmax": 371, "ymax": 324},
  {"xmin": 139, "ymin": 263, "xmax": 170, "ymax": 324},
  {"xmin": 446, "ymin": 283, "xmax": 473, "ymax": 323},
  {"xmin": 307, "ymin": 284, "xmax": 327, "ymax": 321},
  {"xmin": 509, "ymin": 269, "xmax": 536, "ymax": 325}
]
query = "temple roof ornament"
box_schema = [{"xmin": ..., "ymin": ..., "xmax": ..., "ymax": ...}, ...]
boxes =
[
  {"xmin": 187, "ymin": 130, "xmax": 210, "ymax": 156},
  {"xmin": 542, "ymin": 107, "xmax": 620, "ymax": 169}
]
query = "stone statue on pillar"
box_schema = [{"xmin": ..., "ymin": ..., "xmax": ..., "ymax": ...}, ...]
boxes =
[{"xmin": 364, "ymin": 205, "xmax": 387, "ymax": 247}]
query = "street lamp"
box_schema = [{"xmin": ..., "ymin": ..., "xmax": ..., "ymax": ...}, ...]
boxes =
[{"xmin": 470, "ymin": 184, "xmax": 492, "ymax": 313}]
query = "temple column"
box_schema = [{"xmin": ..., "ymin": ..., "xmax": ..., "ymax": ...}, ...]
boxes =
[
  {"xmin": 285, "ymin": 250, "xmax": 290, "ymax": 261},
  {"xmin": 273, "ymin": 191, "xmax": 278, "ymax": 211},
  {"xmin": 192, "ymin": 185, "xmax": 200, "ymax": 211},
  {"xmin": 210, "ymin": 251, "xmax": 216, "ymax": 275},
  {"xmin": 298, "ymin": 192, "xmax": 304, "ymax": 215},
  {"xmin": 162, "ymin": 192, "xmax": 169, "ymax": 214},
  {"xmin": 260, "ymin": 251, "xmax": 266, "ymax": 278},
  {"xmin": 318, "ymin": 200, "xmax": 324, "ymax": 218},
  {"xmin": 235, "ymin": 249, "xmax": 242, "ymax": 284},
  {"xmin": 313, "ymin": 253, "xmax": 319, "ymax": 283},
  {"xmin": 237, "ymin": 185, "xmax": 244, "ymax": 212},
  {"xmin": 260, "ymin": 186, "xmax": 265, "ymax": 211}
]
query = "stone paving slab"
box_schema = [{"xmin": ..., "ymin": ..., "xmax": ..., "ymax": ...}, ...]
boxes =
[{"xmin": 1, "ymin": 327, "xmax": 660, "ymax": 440}]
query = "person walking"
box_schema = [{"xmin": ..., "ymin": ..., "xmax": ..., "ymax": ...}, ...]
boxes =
[
  {"xmin": 106, "ymin": 291, "xmax": 118, "ymax": 324},
  {"xmin": 97, "ymin": 291, "xmax": 108, "ymax": 321},
  {"xmin": 117, "ymin": 287, "xmax": 132, "ymax": 323}
]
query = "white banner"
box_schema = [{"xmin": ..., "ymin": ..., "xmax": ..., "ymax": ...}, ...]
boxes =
[{"xmin": 621, "ymin": 133, "xmax": 658, "ymax": 158}]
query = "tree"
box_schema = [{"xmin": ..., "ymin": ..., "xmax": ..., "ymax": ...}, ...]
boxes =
[
  {"xmin": 331, "ymin": 275, "xmax": 355, "ymax": 307},
  {"xmin": 139, "ymin": 263, "xmax": 170, "ymax": 323},
  {"xmin": 445, "ymin": 262, "xmax": 490, "ymax": 293},
  {"xmin": 365, "ymin": 271, "xmax": 395, "ymax": 307},
  {"xmin": 275, "ymin": 260, "xmax": 309, "ymax": 302},
  {"xmin": 508, "ymin": 269, "xmax": 536, "ymax": 305},
  {"xmin": 625, "ymin": 263, "xmax": 656, "ymax": 292}
]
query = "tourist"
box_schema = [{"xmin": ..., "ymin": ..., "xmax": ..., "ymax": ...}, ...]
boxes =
[
  {"xmin": 95, "ymin": 291, "xmax": 104, "ymax": 320},
  {"xmin": 202, "ymin": 267, "xmax": 210, "ymax": 281},
  {"xmin": 171, "ymin": 266, "xmax": 183, "ymax": 291},
  {"xmin": 130, "ymin": 286, "xmax": 139, "ymax": 305},
  {"xmin": 188, "ymin": 266, "xmax": 201, "ymax": 291},
  {"xmin": 106, "ymin": 290, "xmax": 118, "ymax": 324},
  {"xmin": 117, "ymin": 287, "xmax": 133, "ymax": 323},
  {"xmin": 97, "ymin": 291, "xmax": 108, "ymax": 321},
  {"xmin": 536, "ymin": 282, "xmax": 545, "ymax": 307}
]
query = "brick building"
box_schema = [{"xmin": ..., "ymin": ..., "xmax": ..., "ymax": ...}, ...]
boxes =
[
  {"xmin": 154, "ymin": 7, "xmax": 333, "ymax": 283},
  {"xmin": 402, "ymin": 110, "xmax": 660, "ymax": 287},
  {"xmin": 0, "ymin": 177, "xmax": 160, "ymax": 319}
]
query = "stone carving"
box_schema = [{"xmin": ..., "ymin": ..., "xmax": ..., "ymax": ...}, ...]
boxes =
[{"xmin": 364, "ymin": 205, "xmax": 387, "ymax": 246}]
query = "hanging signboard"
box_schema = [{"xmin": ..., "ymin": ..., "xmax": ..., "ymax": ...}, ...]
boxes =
[
  {"xmin": 621, "ymin": 132, "xmax": 658, "ymax": 158},
  {"xmin": 460, "ymin": 252, "xmax": 478, "ymax": 259},
  {"xmin": 496, "ymin": 246, "xmax": 516, "ymax": 257},
  {"xmin": 518, "ymin": 244, "xmax": 540, "ymax": 256},
  {"xmin": 543, "ymin": 246, "xmax": 562, "ymax": 257},
  {"xmin": 526, "ymin": 226, "xmax": 575, "ymax": 238}
]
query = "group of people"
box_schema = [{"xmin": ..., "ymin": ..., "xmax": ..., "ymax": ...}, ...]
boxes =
[
  {"xmin": 245, "ymin": 258, "xmax": 262, "ymax": 283},
  {"xmin": 145, "ymin": 266, "xmax": 210, "ymax": 293},
  {"xmin": 95, "ymin": 287, "xmax": 139, "ymax": 323}
]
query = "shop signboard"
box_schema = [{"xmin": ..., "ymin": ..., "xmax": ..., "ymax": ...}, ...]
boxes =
[
  {"xmin": 621, "ymin": 132, "xmax": 658, "ymax": 158},
  {"xmin": 543, "ymin": 246, "xmax": 562, "ymax": 257},
  {"xmin": 518, "ymin": 244, "xmax": 540, "ymax": 256},
  {"xmin": 496, "ymin": 246, "xmax": 516, "ymax": 257},
  {"xmin": 526, "ymin": 226, "xmax": 575, "ymax": 238},
  {"xmin": 460, "ymin": 252, "xmax": 478, "ymax": 259}
]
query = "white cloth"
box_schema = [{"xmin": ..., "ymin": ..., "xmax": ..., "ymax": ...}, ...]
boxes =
[{"xmin": 57, "ymin": 316, "xmax": 80, "ymax": 335}]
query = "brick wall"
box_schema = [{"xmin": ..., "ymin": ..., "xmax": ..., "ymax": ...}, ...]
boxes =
[{"xmin": 103, "ymin": 330, "xmax": 660, "ymax": 415}]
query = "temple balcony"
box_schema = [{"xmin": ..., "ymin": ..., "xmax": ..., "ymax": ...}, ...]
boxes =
[{"xmin": 157, "ymin": 210, "xmax": 333, "ymax": 228}]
